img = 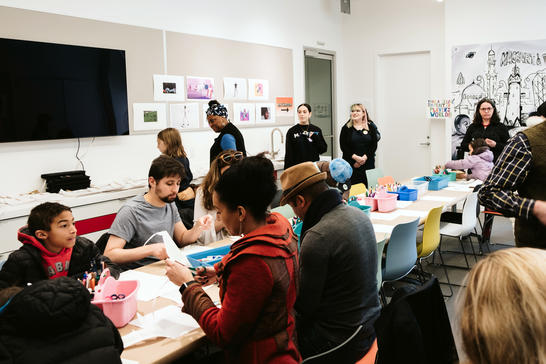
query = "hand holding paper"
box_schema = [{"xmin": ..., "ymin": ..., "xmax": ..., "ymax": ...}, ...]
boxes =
[
  {"xmin": 196, "ymin": 214, "xmax": 213, "ymax": 231},
  {"xmin": 165, "ymin": 258, "xmax": 194, "ymax": 286}
]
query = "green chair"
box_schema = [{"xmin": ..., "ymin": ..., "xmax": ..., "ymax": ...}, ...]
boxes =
[
  {"xmin": 271, "ymin": 205, "xmax": 295, "ymax": 220},
  {"xmin": 366, "ymin": 168, "xmax": 384, "ymax": 188}
]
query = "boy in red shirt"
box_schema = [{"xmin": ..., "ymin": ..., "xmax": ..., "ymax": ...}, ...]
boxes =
[{"xmin": 0, "ymin": 202, "xmax": 119, "ymax": 288}]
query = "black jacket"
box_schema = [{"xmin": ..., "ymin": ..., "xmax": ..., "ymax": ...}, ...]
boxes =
[
  {"xmin": 210, "ymin": 122, "xmax": 247, "ymax": 164},
  {"xmin": 284, "ymin": 123, "xmax": 328, "ymax": 169},
  {"xmin": 0, "ymin": 277, "xmax": 123, "ymax": 364},
  {"xmin": 459, "ymin": 122, "xmax": 509, "ymax": 161},
  {"xmin": 339, "ymin": 121, "xmax": 379, "ymax": 170},
  {"xmin": 0, "ymin": 228, "xmax": 120, "ymax": 289}
]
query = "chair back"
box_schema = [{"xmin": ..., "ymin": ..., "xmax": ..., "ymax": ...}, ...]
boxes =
[
  {"xmin": 271, "ymin": 205, "xmax": 295, "ymax": 220},
  {"xmin": 382, "ymin": 218, "xmax": 419, "ymax": 282},
  {"xmin": 378, "ymin": 176, "xmax": 395, "ymax": 186},
  {"xmin": 349, "ymin": 183, "xmax": 367, "ymax": 197},
  {"xmin": 366, "ymin": 168, "xmax": 384, "ymax": 188},
  {"xmin": 376, "ymin": 239, "xmax": 387, "ymax": 292},
  {"xmin": 461, "ymin": 192, "xmax": 478, "ymax": 235},
  {"xmin": 418, "ymin": 206, "xmax": 443, "ymax": 258}
]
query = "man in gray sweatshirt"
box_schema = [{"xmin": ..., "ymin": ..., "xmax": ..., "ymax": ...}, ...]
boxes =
[{"xmin": 280, "ymin": 162, "xmax": 381, "ymax": 363}]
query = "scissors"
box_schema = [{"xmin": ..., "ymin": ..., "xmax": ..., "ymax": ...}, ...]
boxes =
[{"xmin": 108, "ymin": 293, "xmax": 126, "ymax": 300}]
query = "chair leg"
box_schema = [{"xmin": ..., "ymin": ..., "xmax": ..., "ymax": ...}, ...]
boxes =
[
  {"xmin": 467, "ymin": 235, "xmax": 478, "ymax": 263},
  {"xmin": 458, "ymin": 237, "xmax": 471, "ymax": 269},
  {"xmin": 437, "ymin": 250, "xmax": 454, "ymax": 297}
]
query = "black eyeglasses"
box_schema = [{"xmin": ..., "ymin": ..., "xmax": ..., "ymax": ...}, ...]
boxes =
[{"xmin": 220, "ymin": 152, "xmax": 244, "ymax": 163}]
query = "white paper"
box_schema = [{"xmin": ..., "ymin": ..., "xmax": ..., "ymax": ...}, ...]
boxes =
[
  {"xmin": 370, "ymin": 211, "xmax": 400, "ymax": 221},
  {"xmin": 119, "ymin": 270, "xmax": 170, "ymax": 302},
  {"xmin": 223, "ymin": 77, "xmax": 247, "ymax": 100},
  {"xmin": 255, "ymin": 103, "xmax": 275, "ymax": 123},
  {"xmin": 395, "ymin": 201, "xmax": 413, "ymax": 208},
  {"xmin": 170, "ymin": 103, "xmax": 199, "ymax": 129},
  {"xmin": 421, "ymin": 196, "xmax": 456, "ymax": 202},
  {"xmin": 133, "ymin": 103, "xmax": 167, "ymax": 131},
  {"xmin": 372, "ymin": 224, "xmax": 395, "ymax": 234},
  {"xmin": 153, "ymin": 74, "xmax": 185, "ymax": 101},
  {"xmin": 248, "ymin": 79, "xmax": 269, "ymax": 100},
  {"xmin": 129, "ymin": 305, "xmax": 199, "ymax": 338},
  {"xmin": 233, "ymin": 103, "xmax": 255, "ymax": 125},
  {"xmin": 397, "ymin": 209, "xmax": 429, "ymax": 218},
  {"xmin": 122, "ymin": 329, "xmax": 163, "ymax": 348}
]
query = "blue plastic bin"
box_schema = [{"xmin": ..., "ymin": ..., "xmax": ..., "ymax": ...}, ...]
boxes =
[
  {"xmin": 394, "ymin": 186, "xmax": 418, "ymax": 201},
  {"xmin": 186, "ymin": 245, "xmax": 231, "ymax": 268},
  {"xmin": 413, "ymin": 176, "xmax": 449, "ymax": 191}
]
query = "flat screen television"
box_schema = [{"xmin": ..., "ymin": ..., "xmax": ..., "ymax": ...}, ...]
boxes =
[{"xmin": 0, "ymin": 37, "xmax": 129, "ymax": 143}]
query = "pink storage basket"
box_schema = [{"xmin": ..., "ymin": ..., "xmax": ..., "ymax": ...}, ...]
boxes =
[
  {"xmin": 364, "ymin": 197, "xmax": 378, "ymax": 211},
  {"xmin": 375, "ymin": 193, "xmax": 397, "ymax": 212},
  {"xmin": 92, "ymin": 276, "xmax": 139, "ymax": 328}
]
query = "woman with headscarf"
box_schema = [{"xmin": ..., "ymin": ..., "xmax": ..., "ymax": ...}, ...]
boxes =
[{"xmin": 207, "ymin": 100, "xmax": 247, "ymax": 164}]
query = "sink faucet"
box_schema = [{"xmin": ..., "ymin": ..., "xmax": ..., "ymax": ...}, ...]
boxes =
[{"xmin": 270, "ymin": 128, "xmax": 284, "ymax": 160}]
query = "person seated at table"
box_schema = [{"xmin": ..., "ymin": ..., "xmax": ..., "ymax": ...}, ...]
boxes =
[
  {"xmin": 459, "ymin": 248, "xmax": 546, "ymax": 364},
  {"xmin": 165, "ymin": 155, "xmax": 301, "ymax": 363},
  {"xmin": 194, "ymin": 150, "xmax": 244, "ymax": 245},
  {"xmin": 0, "ymin": 277, "xmax": 124, "ymax": 363},
  {"xmin": 280, "ymin": 162, "xmax": 380, "ymax": 363},
  {"xmin": 436, "ymin": 138, "xmax": 494, "ymax": 182},
  {"xmin": 104, "ymin": 156, "xmax": 212, "ymax": 270},
  {"xmin": 0, "ymin": 202, "xmax": 119, "ymax": 289},
  {"xmin": 315, "ymin": 158, "xmax": 353, "ymax": 201}
]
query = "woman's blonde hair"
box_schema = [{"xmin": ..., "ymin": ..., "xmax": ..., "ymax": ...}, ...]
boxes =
[
  {"xmin": 346, "ymin": 103, "xmax": 369, "ymax": 128},
  {"xmin": 201, "ymin": 150, "xmax": 241, "ymax": 211},
  {"xmin": 157, "ymin": 128, "xmax": 186, "ymax": 158},
  {"xmin": 459, "ymin": 248, "xmax": 546, "ymax": 364}
]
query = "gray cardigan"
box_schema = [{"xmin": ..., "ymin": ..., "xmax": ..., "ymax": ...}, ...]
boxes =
[{"xmin": 295, "ymin": 203, "xmax": 381, "ymax": 344}]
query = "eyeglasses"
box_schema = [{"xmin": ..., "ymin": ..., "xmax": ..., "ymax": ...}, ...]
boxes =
[{"xmin": 220, "ymin": 152, "xmax": 244, "ymax": 163}]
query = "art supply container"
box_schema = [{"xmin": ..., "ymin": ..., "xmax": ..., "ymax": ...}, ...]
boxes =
[
  {"xmin": 348, "ymin": 200, "xmax": 372, "ymax": 216},
  {"xmin": 375, "ymin": 193, "xmax": 398, "ymax": 212},
  {"xmin": 394, "ymin": 186, "xmax": 418, "ymax": 201},
  {"xmin": 407, "ymin": 180, "xmax": 429, "ymax": 197},
  {"xmin": 92, "ymin": 275, "xmax": 139, "ymax": 328},
  {"xmin": 186, "ymin": 245, "xmax": 231, "ymax": 267},
  {"xmin": 364, "ymin": 197, "xmax": 378, "ymax": 211},
  {"xmin": 414, "ymin": 176, "xmax": 448, "ymax": 191}
]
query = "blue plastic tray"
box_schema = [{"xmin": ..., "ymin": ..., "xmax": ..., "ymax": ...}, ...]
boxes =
[
  {"xmin": 413, "ymin": 176, "xmax": 448, "ymax": 191},
  {"xmin": 392, "ymin": 186, "xmax": 418, "ymax": 201},
  {"xmin": 186, "ymin": 245, "xmax": 231, "ymax": 267}
]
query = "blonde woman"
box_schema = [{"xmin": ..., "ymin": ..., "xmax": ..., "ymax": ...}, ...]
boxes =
[
  {"xmin": 459, "ymin": 248, "xmax": 546, "ymax": 364},
  {"xmin": 339, "ymin": 103, "xmax": 380, "ymax": 187},
  {"xmin": 194, "ymin": 150, "xmax": 243, "ymax": 244},
  {"xmin": 157, "ymin": 128, "xmax": 195, "ymax": 229}
]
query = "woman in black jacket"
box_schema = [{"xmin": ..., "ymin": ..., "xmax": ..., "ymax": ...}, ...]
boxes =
[
  {"xmin": 459, "ymin": 98, "xmax": 509, "ymax": 162},
  {"xmin": 0, "ymin": 277, "xmax": 123, "ymax": 363},
  {"xmin": 207, "ymin": 100, "xmax": 247, "ymax": 164},
  {"xmin": 339, "ymin": 103, "xmax": 380, "ymax": 187}
]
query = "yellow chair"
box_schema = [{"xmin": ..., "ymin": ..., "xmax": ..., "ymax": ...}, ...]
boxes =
[
  {"xmin": 416, "ymin": 206, "xmax": 453, "ymax": 296},
  {"xmin": 349, "ymin": 183, "xmax": 367, "ymax": 197}
]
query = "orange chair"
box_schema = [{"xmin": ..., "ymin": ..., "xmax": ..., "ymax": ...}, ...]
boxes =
[
  {"xmin": 377, "ymin": 176, "xmax": 394, "ymax": 186},
  {"xmin": 355, "ymin": 338, "xmax": 378, "ymax": 364}
]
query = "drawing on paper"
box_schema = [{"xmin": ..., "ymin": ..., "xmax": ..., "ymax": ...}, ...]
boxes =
[
  {"xmin": 170, "ymin": 103, "xmax": 199, "ymax": 129},
  {"xmin": 223, "ymin": 77, "xmax": 247, "ymax": 100},
  {"xmin": 248, "ymin": 79, "xmax": 269, "ymax": 100},
  {"xmin": 233, "ymin": 103, "xmax": 255, "ymax": 125},
  {"xmin": 187, "ymin": 76, "xmax": 215, "ymax": 100},
  {"xmin": 255, "ymin": 103, "xmax": 275, "ymax": 123},
  {"xmin": 153, "ymin": 75, "xmax": 185, "ymax": 101}
]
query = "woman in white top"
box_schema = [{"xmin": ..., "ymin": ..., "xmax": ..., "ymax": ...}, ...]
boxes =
[{"xmin": 194, "ymin": 150, "xmax": 244, "ymax": 244}]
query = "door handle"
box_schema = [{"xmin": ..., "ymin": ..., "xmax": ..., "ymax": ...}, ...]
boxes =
[{"xmin": 419, "ymin": 142, "xmax": 431, "ymax": 146}]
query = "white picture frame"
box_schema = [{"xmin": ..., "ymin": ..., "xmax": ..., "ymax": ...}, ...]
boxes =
[
  {"xmin": 153, "ymin": 74, "xmax": 185, "ymax": 101},
  {"xmin": 223, "ymin": 77, "xmax": 247, "ymax": 100},
  {"xmin": 255, "ymin": 103, "xmax": 275, "ymax": 123},
  {"xmin": 170, "ymin": 103, "xmax": 200, "ymax": 129},
  {"xmin": 133, "ymin": 103, "xmax": 167, "ymax": 131},
  {"xmin": 233, "ymin": 103, "xmax": 255, "ymax": 125},
  {"xmin": 248, "ymin": 79, "xmax": 269, "ymax": 100}
]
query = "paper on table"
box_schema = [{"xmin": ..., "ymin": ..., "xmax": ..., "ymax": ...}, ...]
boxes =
[
  {"xmin": 370, "ymin": 211, "xmax": 400, "ymax": 221},
  {"xmin": 129, "ymin": 305, "xmax": 199, "ymax": 338},
  {"xmin": 397, "ymin": 209, "xmax": 428, "ymax": 218},
  {"xmin": 395, "ymin": 201, "xmax": 413, "ymax": 208},
  {"xmin": 421, "ymin": 196, "xmax": 456, "ymax": 202},
  {"xmin": 144, "ymin": 231, "xmax": 191, "ymax": 266},
  {"xmin": 372, "ymin": 224, "xmax": 394, "ymax": 234},
  {"xmin": 119, "ymin": 270, "xmax": 170, "ymax": 301}
]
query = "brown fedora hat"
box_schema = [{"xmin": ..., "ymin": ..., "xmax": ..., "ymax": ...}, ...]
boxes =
[{"xmin": 280, "ymin": 162, "xmax": 327, "ymax": 206}]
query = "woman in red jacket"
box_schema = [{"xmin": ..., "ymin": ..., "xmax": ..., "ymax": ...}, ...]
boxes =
[{"xmin": 165, "ymin": 155, "xmax": 300, "ymax": 363}]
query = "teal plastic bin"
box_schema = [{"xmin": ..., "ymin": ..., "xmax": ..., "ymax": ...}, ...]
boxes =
[
  {"xmin": 348, "ymin": 200, "xmax": 372, "ymax": 215},
  {"xmin": 413, "ymin": 176, "xmax": 448, "ymax": 191},
  {"xmin": 186, "ymin": 245, "xmax": 231, "ymax": 267}
]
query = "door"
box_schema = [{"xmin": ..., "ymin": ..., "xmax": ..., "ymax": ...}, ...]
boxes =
[
  {"xmin": 377, "ymin": 51, "xmax": 431, "ymax": 180},
  {"xmin": 304, "ymin": 49, "xmax": 335, "ymax": 160}
]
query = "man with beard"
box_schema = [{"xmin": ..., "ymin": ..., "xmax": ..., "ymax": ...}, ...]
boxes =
[{"xmin": 104, "ymin": 156, "xmax": 211, "ymax": 270}]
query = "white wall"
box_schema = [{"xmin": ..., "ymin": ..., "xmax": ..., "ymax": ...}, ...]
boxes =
[
  {"xmin": 340, "ymin": 0, "xmax": 446, "ymax": 171},
  {"xmin": 0, "ymin": 0, "xmax": 345, "ymax": 194}
]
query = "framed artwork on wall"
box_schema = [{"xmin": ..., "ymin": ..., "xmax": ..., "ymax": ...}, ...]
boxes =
[
  {"xmin": 187, "ymin": 76, "xmax": 215, "ymax": 100},
  {"xmin": 153, "ymin": 74, "xmax": 185, "ymax": 101},
  {"xmin": 133, "ymin": 103, "xmax": 167, "ymax": 131}
]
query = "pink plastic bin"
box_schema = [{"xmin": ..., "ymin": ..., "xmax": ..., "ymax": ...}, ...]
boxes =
[
  {"xmin": 364, "ymin": 197, "xmax": 378, "ymax": 211},
  {"xmin": 92, "ymin": 276, "xmax": 139, "ymax": 328},
  {"xmin": 375, "ymin": 194, "xmax": 397, "ymax": 212}
]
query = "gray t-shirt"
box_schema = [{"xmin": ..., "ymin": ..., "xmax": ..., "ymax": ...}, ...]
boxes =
[{"xmin": 109, "ymin": 195, "xmax": 181, "ymax": 262}]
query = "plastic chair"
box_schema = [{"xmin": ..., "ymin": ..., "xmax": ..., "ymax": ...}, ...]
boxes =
[
  {"xmin": 375, "ymin": 239, "xmax": 387, "ymax": 292},
  {"xmin": 416, "ymin": 206, "xmax": 453, "ymax": 297},
  {"xmin": 271, "ymin": 205, "xmax": 296, "ymax": 220},
  {"xmin": 439, "ymin": 192, "xmax": 479, "ymax": 269},
  {"xmin": 377, "ymin": 176, "xmax": 394, "ymax": 186},
  {"xmin": 381, "ymin": 218, "xmax": 420, "ymax": 304},
  {"xmin": 349, "ymin": 183, "xmax": 367, "ymax": 197},
  {"xmin": 366, "ymin": 168, "xmax": 383, "ymax": 189},
  {"xmin": 355, "ymin": 338, "xmax": 378, "ymax": 364}
]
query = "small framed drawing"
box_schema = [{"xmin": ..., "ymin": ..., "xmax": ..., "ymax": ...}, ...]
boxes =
[
  {"xmin": 170, "ymin": 103, "xmax": 200, "ymax": 129},
  {"xmin": 133, "ymin": 103, "xmax": 167, "ymax": 131},
  {"xmin": 233, "ymin": 103, "xmax": 255, "ymax": 126},
  {"xmin": 223, "ymin": 77, "xmax": 247, "ymax": 100},
  {"xmin": 202, "ymin": 103, "xmax": 230, "ymax": 126},
  {"xmin": 255, "ymin": 103, "xmax": 275, "ymax": 123},
  {"xmin": 248, "ymin": 79, "xmax": 269, "ymax": 101},
  {"xmin": 153, "ymin": 74, "xmax": 185, "ymax": 101},
  {"xmin": 187, "ymin": 76, "xmax": 215, "ymax": 100}
]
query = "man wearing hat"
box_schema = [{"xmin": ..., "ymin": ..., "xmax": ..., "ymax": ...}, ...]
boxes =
[
  {"xmin": 280, "ymin": 162, "xmax": 380, "ymax": 362},
  {"xmin": 479, "ymin": 101, "xmax": 546, "ymax": 249},
  {"xmin": 316, "ymin": 158, "xmax": 353, "ymax": 201}
]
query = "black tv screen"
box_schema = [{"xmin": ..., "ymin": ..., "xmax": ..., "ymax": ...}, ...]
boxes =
[{"xmin": 0, "ymin": 38, "xmax": 129, "ymax": 143}]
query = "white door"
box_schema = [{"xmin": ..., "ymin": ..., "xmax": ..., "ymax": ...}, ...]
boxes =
[{"xmin": 376, "ymin": 51, "xmax": 431, "ymax": 181}]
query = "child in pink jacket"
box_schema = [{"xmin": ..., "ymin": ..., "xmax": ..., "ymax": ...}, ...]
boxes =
[{"xmin": 444, "ymin": 138, "xmax": 494, "ymax": 181}]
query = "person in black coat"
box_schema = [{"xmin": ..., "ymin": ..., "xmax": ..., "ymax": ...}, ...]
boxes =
[
  {"xmin": 339, "ymin": 103, "xmax": 380, "ymax": 187},
  {"xmin": 459, "ymin": 98, "xmax": 509, "ymax": 162},
  {"xmin": 0, "ymin": 277, "xmax": 123, "ymax": 364},
  {"xmin": 206, "ymin": 100, "xmax": 247, "ymax": 164},
  {"xmin": 284, "ymin": 103, "xmax": 328, "ymax": 169}
]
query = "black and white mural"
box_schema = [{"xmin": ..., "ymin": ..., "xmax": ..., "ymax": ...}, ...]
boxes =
[{"xmin": 451, "ymin": 39, "xmax": 546, "ymax": 158}]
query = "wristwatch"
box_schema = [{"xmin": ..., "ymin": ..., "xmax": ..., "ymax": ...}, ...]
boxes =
[{"xmin": 179, "ymin": 280, "xmax": 197, "ymax": 294}]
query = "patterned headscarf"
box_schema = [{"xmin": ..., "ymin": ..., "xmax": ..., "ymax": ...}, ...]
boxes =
[{"xmin": 206, "ymin": 102, "xmax": 228, "ymax": 118}]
